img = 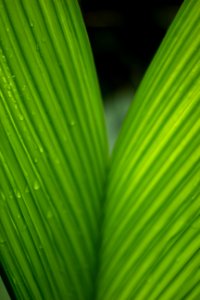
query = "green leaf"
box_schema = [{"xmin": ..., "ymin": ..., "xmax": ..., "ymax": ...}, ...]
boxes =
[
  {"xmin": 97, "ymin": 0, "xmax": 200, "ymax": 299},
  {"xmin": 0, "ymin": 0, "xmax": 108, "ymax": 299}
]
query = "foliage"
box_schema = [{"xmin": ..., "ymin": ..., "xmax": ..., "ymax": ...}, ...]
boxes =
[{"xmin": 0, "ymin": 0, "xmax": 199, "ymax": 299}]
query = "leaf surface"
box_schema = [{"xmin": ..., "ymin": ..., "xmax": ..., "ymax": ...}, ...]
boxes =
[
  {"xmin": 0, "ymin": 0, "xmax": 108, "ymax": 299},
  {"xmin": 97, "ymin": 0, "xmax": 200, "ymax": 298}
]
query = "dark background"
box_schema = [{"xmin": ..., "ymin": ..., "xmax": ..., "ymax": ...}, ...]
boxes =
[{"xmin": 79, "ymin": 0, "xmax": 183, "ymax": 97}]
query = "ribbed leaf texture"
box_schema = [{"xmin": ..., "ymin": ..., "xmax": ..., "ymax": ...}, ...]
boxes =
[
  {"xmin": 0, "ymin": 0, "xmax": 108, "ymax": 299},
  {"xmin": 1, "ymin": 0, "xmax": 200, "ymax": 299},
  {"xmin": 97, "ymin": 0, "xmax": 200, "ymax": 299}
]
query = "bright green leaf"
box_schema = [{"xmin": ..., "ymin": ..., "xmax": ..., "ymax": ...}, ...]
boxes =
[
  {"xmin": 0, "ymin": 0, "xmax": 108, "ymax": 299},
  {"xmin": 0, "ymin": 0, "xmax": 200, "ymax": 299},
  {"xmin": 97, "ymin": 0, "xmax": 200, "ymax": 299}
]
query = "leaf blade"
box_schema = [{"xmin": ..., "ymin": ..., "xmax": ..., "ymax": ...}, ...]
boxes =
[
  {"xmin": 0, "ymin": 0, "xmax": 108, "ymax": 299},
  {"xmin": 97, "ymin": 0, "xmax": 200, "ymax": 298}
]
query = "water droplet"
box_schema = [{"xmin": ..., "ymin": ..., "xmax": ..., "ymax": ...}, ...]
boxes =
[
  {"xmin": 33, "ymin": 180, "xmax": 40, "ymax": 190},
  {"xmin": 6, "ymin": 27, "xmax": 9, "ymax": 33},
  {"xmin": 2, "ymin": 76, "xmax": 6, "ymax": 83},
  {"xmin": 7, "ymin": 91, "xmax": 12, "ymax": 98},
  {"xmin": 16, "ymin": 191, "xmax": 21, "ymax": 198},
  {"xmin": 19, "ymin": 114, "xmax": 24, "ymax": 121},
  {"xmin": 0, "ymin": 238, "xmax": 6, "ymax": 245},
  {"xmin": 34, "ymin": 157, "xmax": 38, "ymax": 163},
  {"xmin": 47, "ymin": 210, "xmax": 53, "ymax": 219},
  {"xmin": 30, "ymin": 22, "xmax": 34, "ymax": 28},
  {"xmin": 0, "ymin": 190, "xmax": 6, "ymax": 201},
  {"xmin": 69, "ymin": 120, "xmax": 76, "ymax": 127},
  {"xmin": 39, "ymin": 146, "xmax": 44, "ymax": 153}
]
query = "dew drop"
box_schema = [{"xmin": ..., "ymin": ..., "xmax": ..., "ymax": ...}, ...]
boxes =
[
  {"xmin": 7, "ymin": 91, "xmax": 12, "ymax": 98},
  {"xmin": 47, "ymin": 210, "xmax": 53, "ymax": 219},
  {"xmin": 39, "ymin": 146, "xmax": 44, "ymax": 153},
  {"xmin": 30, "ymin": 22, "xmax": 34, "ymax": 28},
  {"xmin": 16, "ymin": 191, "xmax": 21, "ymax": 198},
  {"xmin": 0, "ymin": 190, "xmax": 6, "ymax": 201},
  {"xmin": 69, "ymin": 120, "xmax": 76, "ymax": 127},
  {"xmin": 0, "ymin": 238, "xmax": 6, "ymax": 245},
  {"xmin": 2, "ymin": 76, "xmax": 6, "ymax": 83},
  {"xmin": 33, "ymin": 180, "xmax": 40, "ymax": 190},
  {"xmin": 34, "ymin": 157, "xmax": 38, "ymax": 163},
  {"xmin": 19, "ymin": 114, "xmax": 24, "ymax": 121}
]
